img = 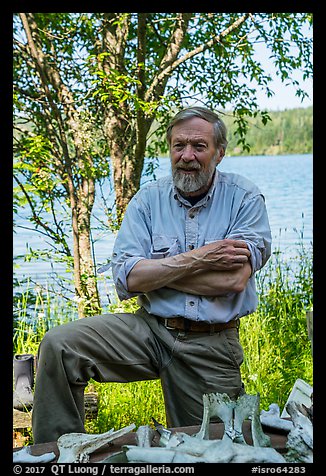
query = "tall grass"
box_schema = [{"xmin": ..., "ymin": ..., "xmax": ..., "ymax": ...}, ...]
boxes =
[
  {"xmin": 13, "ymin": 280, "xmax": 78, "ymax": 356},
  {"xmin": 86, "ymin": 380, "xmax": 167, "ymax": 434},
  {"xmin": 240, "ymin": 245, "xmax": 313, "ymax": 410},
  {"xmin": 13, "ymin": 244, "xmax": 313, "ymax": 437}
]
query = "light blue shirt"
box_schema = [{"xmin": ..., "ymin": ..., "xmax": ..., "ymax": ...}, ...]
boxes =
[{"xmin": 111, "ymin": 170, "xmax": 272, "ymax": 323}]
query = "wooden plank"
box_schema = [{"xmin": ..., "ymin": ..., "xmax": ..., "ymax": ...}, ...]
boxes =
[
  {"xmin": 306, "ymin": 310, "xmax": 313, "ymax": 354},
  {"xmin": 13, "ymin": 409, "xmax": 32, "ymax": 429},
  {"xmin": 84, "ymin": 392, "xmax": 98, "ymax": 418}
]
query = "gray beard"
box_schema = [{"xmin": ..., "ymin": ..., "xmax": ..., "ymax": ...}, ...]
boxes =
[{"xmin": 172, "ymin": 165, "xmax": 216, "ymax": 194}]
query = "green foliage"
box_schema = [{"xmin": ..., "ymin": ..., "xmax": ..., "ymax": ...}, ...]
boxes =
[
  {"xmin": 14, "ymin": 12, "xmax": 313, "ymax": 171},
  {"xmin": 223, "ymin": 107, "xmax": 313, "ymax": 156}
]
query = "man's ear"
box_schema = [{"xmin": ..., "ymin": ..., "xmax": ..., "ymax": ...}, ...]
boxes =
[{"xmin": 215, "ymin": 147, "xmax": 225, "ymax": 166}]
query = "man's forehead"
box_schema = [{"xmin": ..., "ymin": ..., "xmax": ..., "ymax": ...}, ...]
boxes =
[
  {"xmin": 171, "ymin": 119, "xmax": 214, "ymax": 141},
  {"xmin": 171, "ymin": 133, "xmax": 210, "ymax": 143}
]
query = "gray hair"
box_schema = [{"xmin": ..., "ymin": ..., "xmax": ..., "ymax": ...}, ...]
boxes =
[{"xmin": 166, "ymin": 106, "xmax": 228, "ymax": 152}]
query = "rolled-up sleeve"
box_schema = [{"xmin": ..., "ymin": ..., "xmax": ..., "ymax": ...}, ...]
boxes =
[
  {"xmin": 111, "ymin": 193, "xmax": 151, "ymax": 301},
  {"xmin": 112, "ymin": 256, "xmax": 145, "ymax": 301},
  {"xmin": 226, "ymin": 193, "xmax": 272, "ymax": 274}
]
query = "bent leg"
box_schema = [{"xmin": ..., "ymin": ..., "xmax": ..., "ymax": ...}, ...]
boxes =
[{"xmin": 32, "ymin": 313, "xmax": 160, "ymax": 443}]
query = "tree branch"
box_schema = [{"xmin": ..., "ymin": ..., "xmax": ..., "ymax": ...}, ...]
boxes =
[
  {"xmin": 146, "ymin": 13, "xmax": 250, "ymax": 103},
  {"xmin": 14, "ymin": 174, "xmax": 71, "ymax": 256},
  {"xmin": 145, "ymin": 13, "xmax": 192, "ymax": 102},
  {"xmin": 102, "ymin": 13, "xmax": 131, "ymax": 72}
]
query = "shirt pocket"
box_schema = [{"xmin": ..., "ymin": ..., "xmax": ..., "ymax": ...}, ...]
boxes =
[{"xmin": 150, "ymin": 234, "xmax": 180, "ymax": 259}]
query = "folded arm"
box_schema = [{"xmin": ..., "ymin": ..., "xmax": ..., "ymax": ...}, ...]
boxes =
[
  {"xmin": 127, "ymin": 239, "xmax": 252, "ymax": 296},
  {"xmin": 166, "ymin": 261, "xmax": 252, "ymax": 296}
]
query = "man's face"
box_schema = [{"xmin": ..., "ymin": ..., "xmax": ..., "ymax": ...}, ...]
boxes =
[{"xmin": 170, "ymin": 117, "xmax": 224, "ymax": 196}]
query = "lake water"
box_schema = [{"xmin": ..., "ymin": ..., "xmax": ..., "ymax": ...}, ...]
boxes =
[{"xmin": 13, "ymin": 154, "xmax": 313, "ymax": 306}]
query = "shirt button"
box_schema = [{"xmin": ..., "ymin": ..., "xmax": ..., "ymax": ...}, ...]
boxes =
[
  {"xmin": 189, "ymin": 301, "xmax": 195, "ymax": 306},
  {"xmin": 189, "ymin": 213, "xmax": 195, "ymax": 219},
  {"xmin": 188, "ymin": 244, "xmax": 194, "ymax": 250}
]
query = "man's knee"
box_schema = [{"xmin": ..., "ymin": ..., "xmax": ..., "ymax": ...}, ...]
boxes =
[{"xmin": 39, "ymin": 321, "xmax": 77, "ymax": 356}]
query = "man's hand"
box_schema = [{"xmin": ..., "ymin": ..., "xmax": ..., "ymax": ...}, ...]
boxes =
[{"xmin": 192, "ymin": 239, "xmax": 250, "ymax": 270}]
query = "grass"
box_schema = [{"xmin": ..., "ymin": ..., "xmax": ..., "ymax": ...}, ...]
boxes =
[
  {"xmin": 13, "ymin": 244, "xmax": 313, "ymax": 442},
  {"xmin": 240, "ymin": 245, "xmax": 313, "ymax": 409},
  {"xmin": 13, "ymin": 279, "xmax": 78, "ymax": 356},
  {"xmin": 85, "ymin": 380, "xmax": 166, "ymax": 434}
]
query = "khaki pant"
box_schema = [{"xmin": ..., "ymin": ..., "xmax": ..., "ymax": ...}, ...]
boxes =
[{"xmin": 32, "ymin": 308, "xmax": 244, "ymax": 443}]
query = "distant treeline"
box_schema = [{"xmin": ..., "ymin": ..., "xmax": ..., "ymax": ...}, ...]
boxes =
[{"xmin": 223, "ymin": 106, "xmax": 312, "ymax": 156}]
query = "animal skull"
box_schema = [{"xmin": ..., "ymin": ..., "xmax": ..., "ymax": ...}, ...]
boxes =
[{"xmin": 57, "ymin": 423, "xmax": 135, "ymax": 463}]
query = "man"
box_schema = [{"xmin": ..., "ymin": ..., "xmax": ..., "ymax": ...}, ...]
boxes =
[{"xmin": 32, "ymin": 106, "xmax": 271, "ymax": 444}]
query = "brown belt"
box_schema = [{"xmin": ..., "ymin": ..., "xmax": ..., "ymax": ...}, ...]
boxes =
[{"xmin": 158, "ymin": 317, "xmax": 239, "ymax": 333}]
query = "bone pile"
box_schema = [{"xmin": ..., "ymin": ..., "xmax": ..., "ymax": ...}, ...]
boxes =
[
  {"xmin": 103, "ymin": 392, "xmax": 313, "ymax": 464},
  {"xmin": 13, "ymin": 392, "xmax": 313, "ymax": 464}
]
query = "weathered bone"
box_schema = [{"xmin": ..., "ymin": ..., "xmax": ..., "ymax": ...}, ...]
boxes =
[
  {"xmin": 249, "ymin": 394, "xmax": 271, "ymax": 448},
  {"xmin": 122, "ymin": 435, "xmax": 286, "ymax": 464},
  {"xmin": 13, "ymin": 446, "xmax": 56, "ymax": 464},
  {"xmin": 195, "ymin": 393, "xmax": 234, "ymax": 440},
  {"xmin": 233, "ymin": 394, "xmax": 255, "ymax": 444},
  {"xmin": 284, "ymin": 401, "xmax": 313, "ymax": 463},
  {"xmin": 57, "ymin": 423, "xmax": 135, "ymax": 463},
  {"xmin": 99, "ymin": 425, "xmax": 154, "ymax": 463},
  {"xmin": 135, "ymin": 425, "xmax": 155, "ymax": 448},
  {"xmin": 195, "ymin": 392, "xmax": 270, "ymax": 447},
  {"xmin": 260, "ymin": 403, "xmax": 294, "ymax": 433}
]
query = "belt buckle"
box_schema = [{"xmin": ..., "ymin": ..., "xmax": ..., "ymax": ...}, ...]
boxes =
[{"xmin": 164, "ymin": 318, "xmax": 175, "ymax": 330}]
